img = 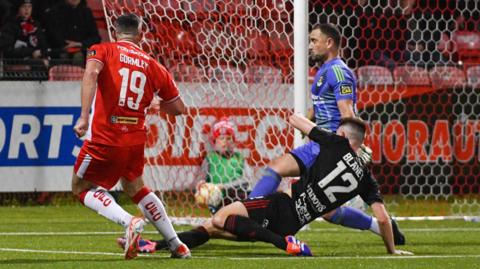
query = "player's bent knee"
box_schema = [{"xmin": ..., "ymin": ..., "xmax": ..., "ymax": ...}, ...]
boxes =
[
  {"xmin": 267, "ymin": 154, "xmax": 299, "ymax": 177},
  {"xmin": 211, "ymin": 214, "xmax": 227, "ymax": 230}
]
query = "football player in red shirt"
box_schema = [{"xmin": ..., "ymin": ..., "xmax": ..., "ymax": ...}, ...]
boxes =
[{"xmin": 71, "ymin": 13, "xmax": 190, "ymax": 259}]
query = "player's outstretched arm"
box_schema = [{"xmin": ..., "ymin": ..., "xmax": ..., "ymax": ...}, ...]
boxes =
[
  {"xmin": 370, "ymin": 202, "xmax": 413, "ymax": 255},
  {"xmin": 74, "ymin": 60, "xmax": 102, "ymax": 138},
  {"xmin": 288, "ymin": 113, "xmax": 317, "ymax": 135}
]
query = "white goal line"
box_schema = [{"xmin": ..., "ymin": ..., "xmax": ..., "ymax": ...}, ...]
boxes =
[{"xmin": 0, "ymin": 248, "xmax": 479, "ymax": 260}]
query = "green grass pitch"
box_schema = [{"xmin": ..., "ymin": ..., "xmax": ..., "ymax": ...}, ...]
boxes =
[{"xmin": 0, "ymin": 205, "xmax": 479, "ymax": 269}]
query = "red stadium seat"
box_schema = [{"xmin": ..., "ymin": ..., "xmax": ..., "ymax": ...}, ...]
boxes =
[
  {"xmin": 257, "ymin": 0, "xmax": 291, "ymax": 20},
  {"xmin": 182, "ymin": 0, "xmax": 216, "ymax": 20},
  {"xmin": 466, "ymin": 65, "xmax": 480, "ymax": 88},
  {"xmin": 49, "ymin": 65, "xmax": 85, "ymax": 81},
  {"xmin": 267, "ymin": 22, "xmax": 293, "ymax": 59},
  {"xmin": 153, "ymin": 21, "xmax": 197, "ymax": 59},
  {"xmin": 208, "ymin": 65, "xmax": 244, "ymax": 83},
  {"xmin": 168, "ymin": 64, "xmax": 205, "ymax": 83},
  {"xmin": 246, "ymin": 30, "xmax": 271, "ymax": 60},
  {"xmin": 393, "ymin": 66, "xmax": 431, "ymax": 86},
  {"xmin": 452, "ymin": 31, "xmax": 480, "ymax": 63},
  {"xmin": 428, "ymin": 66, "xmax": 466, "ymax": 89},
  {"xmin": 86, "ymin": 0, "xmax": 103, "ymax": 18},
  {"xmin": 246, "ymin": 65, "xmax": 282, "ymax": 84},
  {"xmin": 217, "ymin": 0, "xmax": 255, "ymax": 16},
  {"xmin": 98, "ymin": 28, "xmax": 110, "ymax": 43},
  {"xmin": 192, "ymin": 20, "xmax": 231, "ymax": 60},
  {"xmin": 357, "ymin": 65, "xmax": 393, "ymax": 86}
]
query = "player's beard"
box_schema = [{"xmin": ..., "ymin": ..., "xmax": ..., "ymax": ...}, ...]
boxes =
[{"xmin": 309, "ymin": 53, "xmax": 327, "ymax": 67}]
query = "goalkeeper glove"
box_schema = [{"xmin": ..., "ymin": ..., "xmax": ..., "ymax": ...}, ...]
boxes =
[{"xmin": 356, "ymin": 144, "xmax": 372, "ymax": 166}]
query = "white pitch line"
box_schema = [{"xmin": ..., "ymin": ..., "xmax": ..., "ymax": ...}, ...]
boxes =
[
  {"xmin": 0, "ymin": 248, "xmax": 155, "ymax": 258},
  {"xmin": 223, "ymin": 255, "xmax": 480, "ymax": 260},
  {"xmin": 308, "ymin": 227, "xmax": 480, "ymax": 233},
  {"xmin": 0, "ymin": 231, "xmax": 159, "ymax": 236},
  {"xmin": 0, "ymin": 248, "xmax": 479, "ymax": 260},
  {"xmin": 1, "ymin": 227, "xmax": 480, "ymax": 236}
]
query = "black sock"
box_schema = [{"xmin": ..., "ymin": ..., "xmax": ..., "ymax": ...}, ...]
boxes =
[
  {"xmin": 223, "ymin": 215, "xmax": 287, "ymax": 250},
  {"xmin": 155, "ymin": 226, "xmax": 210, "ymax": 250}
]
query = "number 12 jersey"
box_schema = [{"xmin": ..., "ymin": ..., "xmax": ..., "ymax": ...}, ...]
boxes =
[{"xmin": 291, "ymin": 127, "xmax": 383, "ymax": 226}]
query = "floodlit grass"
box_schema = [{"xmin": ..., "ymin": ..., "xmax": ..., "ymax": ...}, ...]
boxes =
[{"xmin": 0, "ymin": 205, "xmax": 479, "ymax": 269}]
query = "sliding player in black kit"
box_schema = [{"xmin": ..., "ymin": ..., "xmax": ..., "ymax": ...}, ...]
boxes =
[{"xmin": 118, "ymin": 113, "xmax": 413, "ymax": 256}]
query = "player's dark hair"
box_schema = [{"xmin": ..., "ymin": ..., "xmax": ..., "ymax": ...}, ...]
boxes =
[
  {"xmin": 312, "ymin": 23, "xmax": 341, "ymax": 48},
  {"xmin": 114, "ymin": 13, "xmax": 141, "ymax": 35},
  {"xmin": 339, "ymin": 117, "xmax": 366, "ymax": 145}
]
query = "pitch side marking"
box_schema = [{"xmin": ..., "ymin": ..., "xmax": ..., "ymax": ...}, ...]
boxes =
[{"xmin": 0, "ymin": 248, "xmax": 480, "ymax": 260}]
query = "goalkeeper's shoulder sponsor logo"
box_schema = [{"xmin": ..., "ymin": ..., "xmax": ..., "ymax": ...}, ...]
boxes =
[
  {"xmin": 340, "ymin": 85, "xmax": 353, "ymax": 95},
  {"xmin": 316, "ymin": 76, "xmax": 324, "ymax": 87}
]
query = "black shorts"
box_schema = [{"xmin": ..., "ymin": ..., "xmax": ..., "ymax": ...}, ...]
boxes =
[{"xmin": 242, "ymin": 192, "xmax": 301, "ymax": 236}]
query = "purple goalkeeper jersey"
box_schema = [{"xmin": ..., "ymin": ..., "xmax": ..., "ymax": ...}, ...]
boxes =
[{"xmin": 311, "ymin": 57, "xmax": 357, "ymax": 132}]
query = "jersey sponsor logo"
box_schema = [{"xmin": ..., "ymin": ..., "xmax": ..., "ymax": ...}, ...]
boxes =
[
  {"xmin": 340, "ymin": 85, "xmax": 353, "ymax": 95},
  {"xmin": 295, "ymin": 192, "xmax": 312, "ymax": 225},
  {"xmin": 93, "ymin": 190, "xmax": 112, "ymax": 207},
  {"xmin": 316, "ymin": 76, "xmax": 324, "ymax": 87},
  {"xmin": 306, "ymin": 184, "xmax": 326, "ymax": 213},
  {"xmin": 87, "ymin": 50, "xmax": 96, "ymax": 57},
  {"xmin": 262, "ymin": 218, "xmax": 269, "ymax": 228},
  {"xmin": 110, "ymin": 116, "xmax": 139, "ymax": 124},
  {"xmin": 145, "ymin": 202, "xmax": 162, "ymax": 221}
]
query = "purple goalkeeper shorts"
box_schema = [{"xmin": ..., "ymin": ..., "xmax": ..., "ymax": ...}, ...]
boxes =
[{"xmin": 289, "ymin": 141, "xmax": 320, "ymax": 171}]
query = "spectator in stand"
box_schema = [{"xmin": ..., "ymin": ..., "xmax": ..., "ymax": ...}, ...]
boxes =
[
  {"xmin": 44, "ymin": 0, "xmax": 100, "ymax": 65},
  {"xmin": 0, "ymin": 0, "xmax": 11, "ymax": 27},
  {"xmin": 0, "ymin": 0, "xmax": 51, "ymax": 80},
  {"xmin": 196, "ymin": 117, "xmax": 254, "ymax": 214}
]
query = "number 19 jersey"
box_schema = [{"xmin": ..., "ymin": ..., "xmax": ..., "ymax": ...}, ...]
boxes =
[{"xmin": 85, "ymin": 40, "xmax": 180, "ymax": 146}]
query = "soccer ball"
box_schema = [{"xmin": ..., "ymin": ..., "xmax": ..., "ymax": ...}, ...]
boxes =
[{"xmin": 194, "ymin": 182, "xmax": 223, "ymax": 207}]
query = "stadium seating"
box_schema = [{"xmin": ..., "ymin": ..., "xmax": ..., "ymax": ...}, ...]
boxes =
[
  {"xmin": 168, "ymin": 64, "xmax": 205, "ymax": 83},
  {"xmin": 217, "ymin": 0, "xmax": 255, "ymax": 16},
  {"xmin": 357, "ymin": 65, "xmax": 394, "ymax": 86},
  {"xmin": 466, "ymin": 65, "xmax": 480, "ymax": 88},
  {"xmin": 246, "ymin": 30, "xmax": 271, "ymax": 60},
  {"xmin": 192, "ymin": 20, "xmax": 231, "ymax": 59},
  {"xmin": 246, "ymin": 65, "xmax": 283, "ymax": 84},
  {"xmin": 153, "ymin": 21, "xmax": 198, "ymax": 59},
  {"xmin": 266, "ymin": 21, "xmax": 293, "ymax": 59},
  {"xmin": 208, "ymin": 65, "xmax": 245, "ymax": 83},
  {"xmin": 48, "ymin": 65, "xmax": 85, "ymax": 81},
  {"xmin": 98, "ymin": 28, "xmax": 110, "ymax": 43},
  {"xmin": 452, "ymin": 31, "xmax": 480, "ymax": 63},
  {"xmin": 182, "ymin": 0, "xmax": 216, "ymax": 20},
  {"xmin": 393, "ymin": 66, "xmax": 431, "ymax": 86},
  {"xmin": 428, "ymin": 66, "xmax": 466, "ymax": 89}
]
